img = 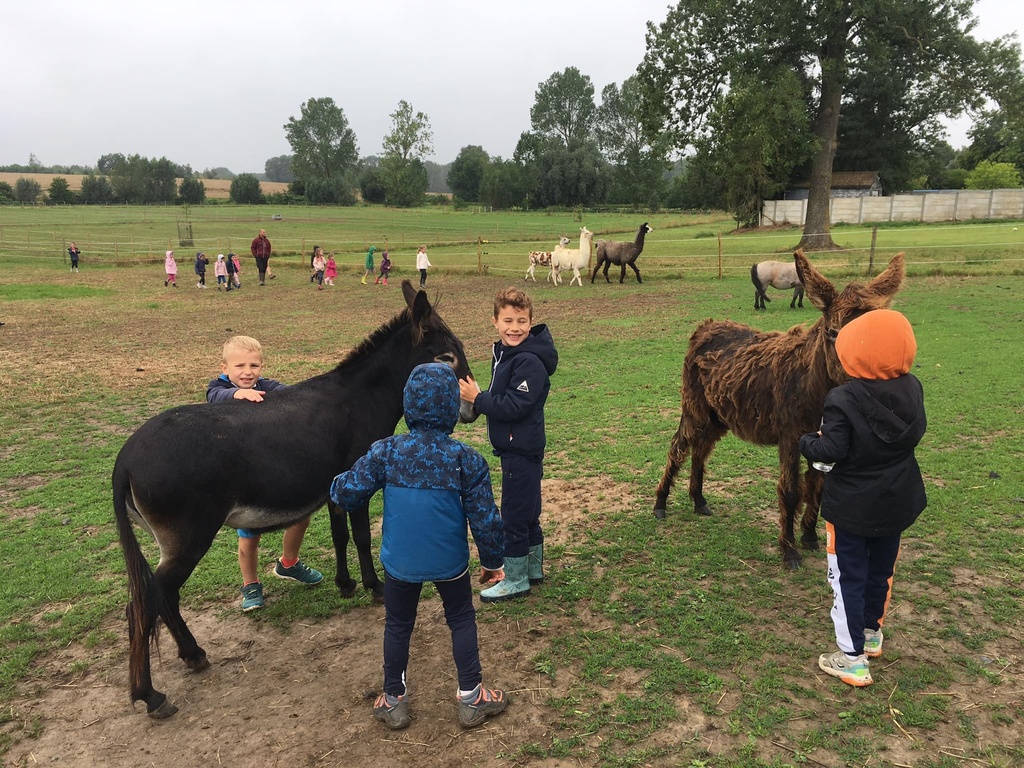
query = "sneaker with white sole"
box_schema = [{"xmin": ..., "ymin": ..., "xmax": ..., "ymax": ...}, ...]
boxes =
[
  {"xmin": 818, "ymin": 650, "xmax": 873, "ymax": 687},
  {"xmin": 458, "ymin": 685, "xmax": 507, "ymax": 728},
  {"xmin": 274, "ymin": 559, "xmax": 324, "ymax": 585},
  {"xmin": 863, "ymin": 628, "xmax": 883, "ymax": 658},
  {"xmin": 240, "ymin": 582, "xmax": 264, "ymax": 612},
  {"xmin": 373, "ymin": 693, "xmax": 411, "ymax": 729}
]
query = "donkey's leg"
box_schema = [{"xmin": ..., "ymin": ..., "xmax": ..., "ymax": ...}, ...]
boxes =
[
  {"xmin": 590, "ymin": 260, "xmax": 602, "ymax": 283},
  {"xmin": 126, "ymin": 592, "xmax": 176, "ymax": 718},
  {"xmin": 688, "ymin": 431, "xmax": 724, "ymax": 517},
  {"xmin": 653, "ymin": 421, "xmax": 688, "ymax": 519},
  {"xmin": 348, "ymin": 502, "xmax": 384, "ymax": 600},
  {"xmin": 776, "ymin": 444, "xmax": 804, "ymax": 570},
  {"xmin": 602, "ymin": 262, "xmax": 612, "ymax": 283},
  {"xmin": 628, "ymin": 262, "xmax": 642, "ymax": 283},
  {"xmin": 800, "ymin": 464, "xmax": 823, "ymax": 549},
  {"xmin": 327, "ymin": 500, "xmax": 359, "ymax": 598},
  {"xmin": 153, "ymin": 552, "xmax": 211, "ymax": 672}
]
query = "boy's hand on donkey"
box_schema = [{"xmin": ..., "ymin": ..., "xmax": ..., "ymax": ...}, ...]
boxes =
[
  {"xmin": 458, "ymin": 376, "xmax": 481, "ymax": 404},
  {"xmin": 233, "ymin": 389, "xmax": 265, "ymax": 402},
  {"xmin": 479, "ymin": 567, "xmax": 504, "ymax": 585}
]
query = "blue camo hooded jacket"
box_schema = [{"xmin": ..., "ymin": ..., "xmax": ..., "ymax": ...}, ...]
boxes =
[{"xmin": 330, "ymin": 363, "xmax": 505, "ymax": 582}]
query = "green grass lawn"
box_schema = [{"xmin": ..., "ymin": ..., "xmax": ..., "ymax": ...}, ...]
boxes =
[{"xmin": 0, "ymin": 205, "xmax": 1022, "ymax": 766}]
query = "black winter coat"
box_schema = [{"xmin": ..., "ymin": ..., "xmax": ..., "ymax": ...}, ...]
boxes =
[
  {"xmin": 473, "ymin": 324, "xmax": 558, "ymax": 459},
  {"xmin": 799, "ymin": 374, "xmax": 927, "ymax": 537}
]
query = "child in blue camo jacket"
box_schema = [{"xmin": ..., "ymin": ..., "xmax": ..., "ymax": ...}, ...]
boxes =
[{"xmin": 330, "ymin": 363, "xmax": 509, "ymax": 731}]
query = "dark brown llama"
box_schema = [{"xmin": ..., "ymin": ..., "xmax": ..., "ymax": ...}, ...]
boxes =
[{"xmin": 653, "ymin": 250, "xmax": 906, "ymax": 569}]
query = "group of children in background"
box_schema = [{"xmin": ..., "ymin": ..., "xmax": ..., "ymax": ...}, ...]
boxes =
[
  {"xmin": 68, "ymin": 239, "xmax": 415, "ymax": 290},
  {"xmin": 197, "ymin": 270, "xmax": 926, "ymax": 727}
]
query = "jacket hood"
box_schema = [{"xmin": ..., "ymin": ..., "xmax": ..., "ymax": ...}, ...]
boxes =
[
  {"xmin": 836, "ymin": 309, "xmax": 917, "ymax": 380},
  {"xmin": 849, "ymin": 377, "xmax": 926, "ymax": 447},
  {"xmin": 404, "ymin": 363, "xmax": 459, "ymax": 433},
  {"xmin": 495, "ymin": 323, "xmax": 558, "ymax": 375}
]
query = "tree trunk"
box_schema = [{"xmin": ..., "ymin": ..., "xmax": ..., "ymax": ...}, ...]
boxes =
[{"xmin": 798, "ymin": 29, "xmax": 849, "ymax": 251}]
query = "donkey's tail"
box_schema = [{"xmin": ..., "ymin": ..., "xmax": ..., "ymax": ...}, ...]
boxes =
[
  {"xmin": 112, "ymin": 460, "xmax": 162, "ymax": 703},
  {"xmin": 749, "ymin": 264, "xmax": 766, "ymax": 298}
]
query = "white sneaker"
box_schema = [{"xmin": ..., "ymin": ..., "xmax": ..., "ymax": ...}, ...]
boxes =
[
  {"xmin": 863, "ymin": 628, "xmax": 883, "ymax": 658},
  {"xmin": 818, "ymin": 650, "xmax": 873, "ymax": 687}
]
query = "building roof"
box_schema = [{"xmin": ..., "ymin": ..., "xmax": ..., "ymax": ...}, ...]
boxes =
[{"xmin": 792, "ymin": 171, "xmax": 880, "ymax": 189}]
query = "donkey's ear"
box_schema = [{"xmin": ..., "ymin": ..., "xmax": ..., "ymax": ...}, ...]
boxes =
[
  {"xmin": 410, "ymin": 287, "xmax": 433, "ymax": 326},
  {"xmin": 402, "ymin": 280, "xmax": 418, "ymax": 307},
  {"xmin": 794, "ymin": 250, "xmax": 837, "ymax": 311},
  {"xmin": 866, "ymin": 252, "xmax": 905, "ymax": 301}
]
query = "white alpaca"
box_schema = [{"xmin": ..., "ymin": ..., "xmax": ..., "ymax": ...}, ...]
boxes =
[
  {"xmin": 552, "ymin": 227, "xmax": 594, "ymax": 287},
  {"xmin": 526, "ymin": 236, "xmax": 571, "ymax": 282}
]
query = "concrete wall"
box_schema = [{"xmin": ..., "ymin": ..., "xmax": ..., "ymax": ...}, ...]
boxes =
[{"xmin": 761, "ymin": 189, "xmax": 1024, "ymax": 226}]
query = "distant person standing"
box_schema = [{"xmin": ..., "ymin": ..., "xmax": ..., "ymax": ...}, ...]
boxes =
[
  {"xmin": 68, "ymin": 242, "xmax": 81, "ymax": 273},
  {"xmin": 251, "ymin": 229, "xmax": 272, "ymax": 286},
  {"xmin": 362, "ymin": 245, "xmax": 376, "ymax": 285},
  {"xmin": 416, "ymin": 245, "xmax": 431, "ymax": 289}
]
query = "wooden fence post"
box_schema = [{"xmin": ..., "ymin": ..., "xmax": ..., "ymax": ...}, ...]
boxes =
[
  {"xmin": 868, "ymin": 226, "xmax": 877, "ymax": 275},
  {"xmin": 717, "ymin": 232, "xmax": 723, "ymax": 279}
]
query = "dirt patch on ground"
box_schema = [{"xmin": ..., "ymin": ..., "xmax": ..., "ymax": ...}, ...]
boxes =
[{"xmin": 1, "ymin": 479, "xmax": 635, "ymax": 768}]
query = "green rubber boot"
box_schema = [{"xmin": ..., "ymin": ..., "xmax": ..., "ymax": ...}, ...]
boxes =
[
  {"xmin": 528, "ymin": 543, "xmax": 544, "ymax": 585},
  {"xmin": 480, "ymin": 556, "xmax": 531, "ymax": 603}
]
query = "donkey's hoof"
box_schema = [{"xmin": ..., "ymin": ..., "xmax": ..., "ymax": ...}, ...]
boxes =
[
  {"xmin": 653, "ymin": 507, "xmax": 666, "ymax": 520},
  {"xmin": 336, "ymin": 578, "xmax": 359, "ymax": 599},
  {"xmin": 801, "ymin": 536, "xmax": 820, "ymax": 551},
  {"xmin": 695, "ymin": 504, "xmax": 713, "ymax": 517},
  {"xmin": 185, "ymin": 653, "xmax": 210, "ymax": 672},
  {"xmin": 369, "ymin": 583, "xmax": 386, "ymax": 604},
  {"xmin": 147, "ymin": 695, "xmax": 178, "ymax": 719},
  {"xmin": 783, "ymin": 558, "xmax": 802, "ymax": 572}
]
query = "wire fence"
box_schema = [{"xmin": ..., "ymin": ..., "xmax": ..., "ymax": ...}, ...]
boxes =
[{"xmin": 1, "ymin": 217, "xmax": 1022, "ymax": 277}]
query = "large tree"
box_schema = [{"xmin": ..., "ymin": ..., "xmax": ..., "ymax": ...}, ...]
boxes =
[
  {"xmin": 380, "ymin": 100, "xmax": 434, "ymax": 206},
  {"xmin": 531, "ymin": 67, "xmax": 597, "ymax": 148},
  {"xmin": 284, "ymin": 97, "xmax": 359, "ymax": 184},
  {"xmin": 447, "ymin": 145, "xmax": 490, "ymax": 201},
  {"xmin": 595, "ymin": 76, "xmax": 672, "ymax": 207},
  {"xmin": 638, "ymin": 0, "xmax": 1024, "ymax": 249},
  {"xmin": 264, "ymin": 154, "xmax": 295, "ymax": 183}
]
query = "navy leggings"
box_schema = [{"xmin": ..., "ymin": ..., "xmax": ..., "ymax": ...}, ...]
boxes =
[
  {"xmin": 500, "ymin": 454, "xmax": 544, "ymax": 558},
  {"xmin": 382, "ymin": 570, "xmax": 481, "ymax": 696}
]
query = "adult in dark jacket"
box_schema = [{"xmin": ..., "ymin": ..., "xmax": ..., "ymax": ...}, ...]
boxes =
[
  {"xmin": 250, "ymin": 229, "xmax": 272, "ymax": 285},
  {"xmin": 800, "ymin": 309, "xmax": 927, "ymax": 688},
  {"xmin": 331, "ymin": 363, "xmax": 507, "ymax": 731}
]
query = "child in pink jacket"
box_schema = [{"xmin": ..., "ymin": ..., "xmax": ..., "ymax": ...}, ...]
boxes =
[
  {"xmin": 324, "ymin": 253, "xmax": 338, "ymax": 286},
  {"xmin": 164, "ymin": 251, "xmax": 178, "ymax": 287}
]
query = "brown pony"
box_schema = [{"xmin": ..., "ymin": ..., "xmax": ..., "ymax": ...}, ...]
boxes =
[{"xmin": 653, "ymin": 250, "xmax": 906, "ymax": 569}]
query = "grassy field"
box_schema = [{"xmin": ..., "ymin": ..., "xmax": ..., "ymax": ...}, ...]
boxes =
[
  {"xmin": 0, "ymin": 206, "xmax": 1022, "ymax": 767},
  {"xmin": 1, "ymin": 202, "xmax": 1022, "ymax": 280}
]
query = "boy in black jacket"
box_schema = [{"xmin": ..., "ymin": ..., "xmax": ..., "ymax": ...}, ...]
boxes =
[
  {"xmin": 800, "ymin": 309, "xmax": 927, "ymax": 687},
  {"xmin": 459, "ymin": 287, "xmax": 558, "ymax": 602}
]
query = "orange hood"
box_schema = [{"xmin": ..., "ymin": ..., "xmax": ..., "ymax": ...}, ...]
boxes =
[{"xmin": 835, "ymin": 309, "xmax": 917, "ymax": 380}]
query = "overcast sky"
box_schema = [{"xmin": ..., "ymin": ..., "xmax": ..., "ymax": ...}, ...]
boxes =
[{"xmin": 3, "ymin": 0, "xmax": 1021, "ymax": 174}]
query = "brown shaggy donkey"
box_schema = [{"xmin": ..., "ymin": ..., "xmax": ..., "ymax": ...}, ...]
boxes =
[{"xmin": 653, "ymin": 250, "xmax": 906, "ymax": 569}]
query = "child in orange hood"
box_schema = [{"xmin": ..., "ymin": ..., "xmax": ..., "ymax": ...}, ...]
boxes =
[{"xmin": 800, "ymin": 309, "xmax": 927, "ymax": 687}]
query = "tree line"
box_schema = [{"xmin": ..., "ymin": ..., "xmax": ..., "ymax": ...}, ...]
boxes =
[{"xmin": 4, "ymin": 0, "xmax": 1022, "ymax": 245}]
